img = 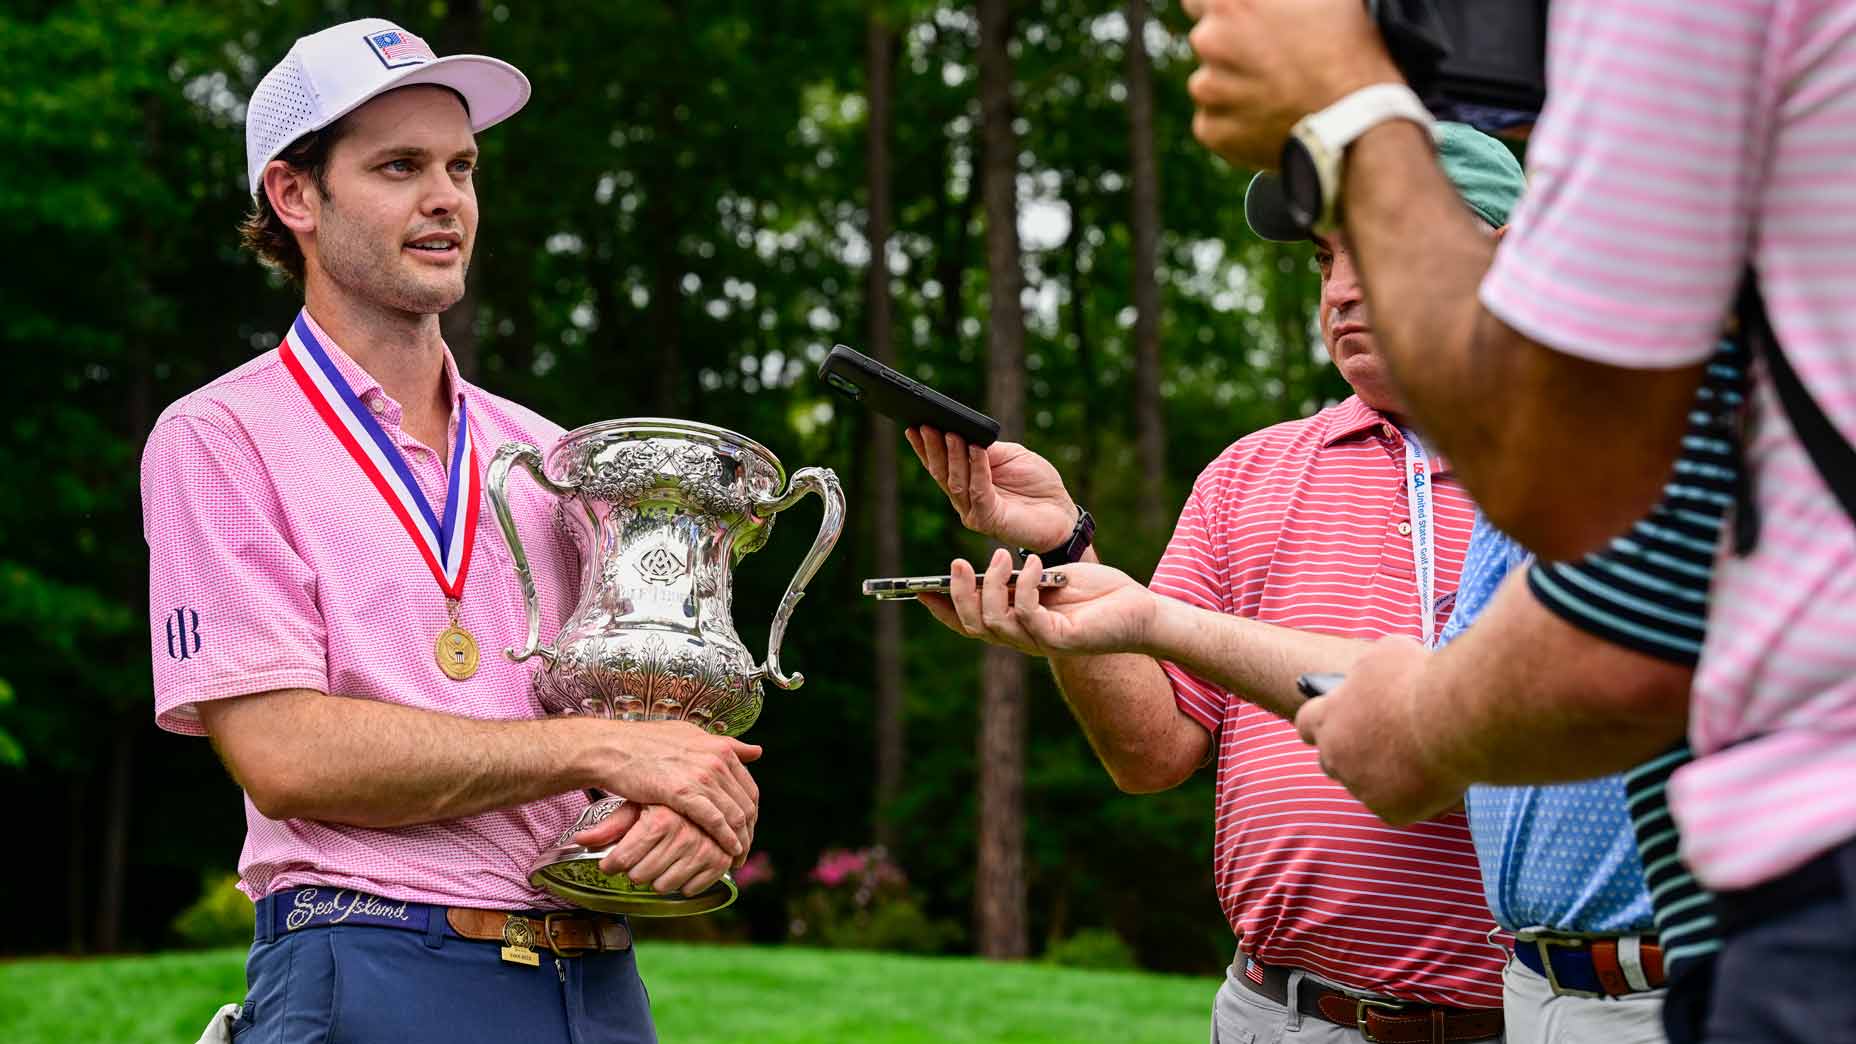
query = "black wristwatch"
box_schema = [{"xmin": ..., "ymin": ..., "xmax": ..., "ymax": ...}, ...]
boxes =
[{"xmin": 1021, "ymin": 505, "xmax": 1095, "ymax": 567}]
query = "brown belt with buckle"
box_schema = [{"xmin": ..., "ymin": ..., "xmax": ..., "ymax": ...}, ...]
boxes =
[
  {"xmin": 448, "ymin": 908, "xmax": 632, "ymax": 963},
  {"xmin": 1234, "ymin": 953, "xmax": 1503, "ymax": 1043}
]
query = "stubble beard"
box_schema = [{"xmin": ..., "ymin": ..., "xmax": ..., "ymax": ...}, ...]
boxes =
[{"xmin": 315, "ymin": 198, "xmax": 469, "ymax": 317}]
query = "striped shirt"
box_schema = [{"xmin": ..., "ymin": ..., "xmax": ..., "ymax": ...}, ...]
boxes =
[
  {"xmin": 1481, "ymin": 0, "xmax": 1856, "ymax": 891},
  {"xmin": 1529, "ymin": 337, "xmax": 1745, "ymax": 972},
  {"xmin": 143, "ymin": 312, "xmax": 585, "ymax": 909},
  {"xmin": 1151, "ymin": 396, "xmax": 1504, "ymax": 1009}
]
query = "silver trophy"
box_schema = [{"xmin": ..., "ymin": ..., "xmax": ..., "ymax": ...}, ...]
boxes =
[{"xmin": 487, "ymin": 418, "xmax": 844, "ymax": 916}]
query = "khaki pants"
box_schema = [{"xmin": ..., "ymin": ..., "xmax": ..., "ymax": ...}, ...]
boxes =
[
  {"xmin": 1209, "ymin": 964, "xmax": 1508, "ymax": 1044},
  {"xmin": 1501, "ymin": 957, "xmax": 1665, "ymax": 1044}
]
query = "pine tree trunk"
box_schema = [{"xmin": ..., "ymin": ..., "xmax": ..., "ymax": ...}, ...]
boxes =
[
  {"xmin": 646, "ymin": 1, "xmax": 687, "ymax": 415},
  {"xmin": 647, "ymin": 90, "xmax": 684, "ymax": 416},
  {"xmin": 975, "ymin": 0, "xmax": 1029, "ymax": 961},
  {"xmin": 66, "ymin": 777, "xmax": 87, "ymax": 954},
  {"xmin": 1126, "ymin": 0, "xmax": 1166, "ymax": 540},
  {"xmin": 1064, "ymin": 186, "xmax": 1098, "ymax": 509},
  {"xmin": 95, "ymin": 719, "xmax": 132, "ymax": 952},
  {"xmin": 93, "ymin": 96, "xmax": 161, "ymax": 954},
  {"xmin": 865, "ymin": 9, "xmax": 907, "ymax": 850},
  {"xmin": 438, "ymin": 0, "xmax": 483, "ymax": 380}
]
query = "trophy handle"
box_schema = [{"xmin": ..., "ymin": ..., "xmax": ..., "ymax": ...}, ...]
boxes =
[
  {"xmin": 487, "ymin": 441, "xmax": 578, "ymax": 667},
  {"xmin": 749, "ymin": 466, "xmax": 845, "ymax": 689}
]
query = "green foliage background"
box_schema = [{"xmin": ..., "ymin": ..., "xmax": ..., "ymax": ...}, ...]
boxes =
[{"xmin": 0, "ymin": 0, "xmax": 1345, "ymax": 969}]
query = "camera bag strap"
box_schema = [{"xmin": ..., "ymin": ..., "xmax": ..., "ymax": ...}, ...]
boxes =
[{"xmin": 1732, "ymin": 269, "xmax": 1856, "ymax": 553}]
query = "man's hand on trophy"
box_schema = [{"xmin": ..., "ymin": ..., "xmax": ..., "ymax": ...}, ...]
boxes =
[
  {"xmin": 916, "ymin": 550, "xmax": 1158, "ymax": 659},
  {"xmin": 588, "ymin": 721, "xmax": 761, "ymax": 859},
  {"xmin": 905, "ymin": 426, "xmax": 1079, "ymax": 551},
  {"xmin": 576, "ymin": 804, "xmax": 740, "ymax": 895}
]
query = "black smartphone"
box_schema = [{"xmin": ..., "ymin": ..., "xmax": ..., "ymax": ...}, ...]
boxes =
[
  {"xmin": 862, "ymin": 570, "xmax": 1069, "ymax": 601},
  {"xmin": 1296, "ymin": 672, "xmax": 1346, "ymax": 699},
  {"xmin": 818, "ymin": 344, "xmax": 1001, "ymax": 447}
]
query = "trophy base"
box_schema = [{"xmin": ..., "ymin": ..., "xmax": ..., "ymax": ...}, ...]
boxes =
[
  {"xmin": 529, "ymin": 847, "xmax": 738, "ymax": 917},
  {"xmin": 529, "ymin": 795, "xmax": 740, "ymax": 917}
]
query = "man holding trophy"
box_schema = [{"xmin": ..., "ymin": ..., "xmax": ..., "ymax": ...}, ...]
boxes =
[{"xmin": 141, "ymin": 19, "xmax": 798, "ymax": 1043}]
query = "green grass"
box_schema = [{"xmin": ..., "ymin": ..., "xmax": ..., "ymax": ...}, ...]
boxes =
[{"xmin": 0, "ymin": 943, "xmax": 1220, "ymax": 1043}]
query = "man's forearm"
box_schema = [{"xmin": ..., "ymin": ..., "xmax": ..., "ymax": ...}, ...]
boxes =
[
  {"xmin": 1339, "ymin": 121, "xmax": 1701, "ymax": 559},
  {"xmin": 1042, "ymin": 592, "xmax": 1366, "ymax": 793},
  {"xmin": 200, "ymin": 688, "xmax": 625, "ymax": 828},
  {"xmin": 1415, "ymin": 573, "xmax": 1690, "ymax": 784},
  {"xmin": 1142, "ymin": 595, "xmax": 1365, "ymax": 721},
  {"xmin": 1048, "ymin": 651, "xmax": 1208, "ymax": 794},
  {"xmin": 1036, "ymin": 544, "xmax": 1214, "ymax": 794}
]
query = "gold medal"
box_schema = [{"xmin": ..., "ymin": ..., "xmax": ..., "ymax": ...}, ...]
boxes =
[
  {"xmin": 499, "ymin": 914, "xmax": 540, "ymax": 967},
  {"xmin": 436, "ymin": 624, "xmax": 480, "ymax": 680}
]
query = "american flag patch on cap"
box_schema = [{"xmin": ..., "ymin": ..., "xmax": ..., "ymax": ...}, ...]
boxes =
[
  {"xmin": 366, "ymin": 29, "xmax": 434, "ymax": 69},
  {"xmin": 1244, "ymin": 956, "xmax": 1265, "ymax": 985}
]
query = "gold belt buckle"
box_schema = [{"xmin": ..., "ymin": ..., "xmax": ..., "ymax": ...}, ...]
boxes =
[
  {"xmin": 499, "ymin": 914, "xmax": 540, "ymax": 967},
  {"xmin": 1355, "ymin": 997, "xmax": 1405, "ymax": 1043},
  {"xmin": 542, "ymin": 911, "xmax": 597, "ymax": 958},
  {"xmin": 1532, "ymin": 935, "xmax": 1603, "ymax": 999}
]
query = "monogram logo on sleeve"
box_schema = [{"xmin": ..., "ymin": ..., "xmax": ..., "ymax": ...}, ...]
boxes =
[{"xmin": 165, "ymin": 608, "xmax": 202, "ymax": 660}]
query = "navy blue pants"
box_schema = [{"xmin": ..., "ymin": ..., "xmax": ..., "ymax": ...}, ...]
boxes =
[
  {"xmin": 233, "ymin": 895, "xmax": 656, "ymax": 1044},
  {"xmin": 1703, "ymin": 836, "xmax": 1856, "ymax": 1043}
]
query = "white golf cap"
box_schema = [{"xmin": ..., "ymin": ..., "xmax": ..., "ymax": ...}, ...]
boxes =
[{"xmin": 245, "ymin": 17, "xmax": 530, "ymax": 196}]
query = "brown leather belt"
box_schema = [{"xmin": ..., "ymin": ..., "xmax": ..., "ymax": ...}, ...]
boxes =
[
  {"xmin": 447, "ymin": 908, "xmax": 632, "ymax": 956},
  {"xmin": 1234, "ymin": 954, "xmax": 1503, "ymax": 1043}
]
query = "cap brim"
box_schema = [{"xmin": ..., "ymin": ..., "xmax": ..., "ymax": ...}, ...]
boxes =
[
  {"xmin": 1243, "ymin": 172, "xmax": 1308, "ymax": 243},
  {"xmin": 295, "ymin": 53, "xmax": 531, "ymax": 154},
  {"xmin": 375, "ymin": 54, "xmax": 531, "ymax": 133}
]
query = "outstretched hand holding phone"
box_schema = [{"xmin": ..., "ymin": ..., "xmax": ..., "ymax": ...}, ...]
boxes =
[
  {"xmin": 913, "ymin": 549, "xmax": 1159, "ymax": 660},
  {"xmin": 903, "ymin": 426, "xmax": 1085, "ymax": 556},
  {"xmin": 901, "ymin": 425, "xmax": 1167, "ymax": 659}
]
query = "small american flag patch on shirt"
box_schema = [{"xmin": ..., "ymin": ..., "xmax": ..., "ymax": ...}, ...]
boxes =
[
  {"xmin": 366, "ymin": 30, "xmax": 433, "ymax": 68},
  {"xmin": 1245, "ymin": 957, "xmax": 1265, "ymax": 985}
]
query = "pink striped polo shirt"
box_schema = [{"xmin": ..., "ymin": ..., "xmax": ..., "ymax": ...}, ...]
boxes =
[
  {"xmin": 1481, "ymin": 0, "xmax": 1856, "ymax": 891},
  {"xmin": 143, "ymin": 311, "xmax": 584, "ymax": 908},
  {"xmin": 1151, "ymin": 397, "xmax": 1504, "ymax": 1009}
]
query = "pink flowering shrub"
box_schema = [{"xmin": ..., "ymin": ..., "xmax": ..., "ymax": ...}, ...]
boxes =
[
  {"xmin": 734, "ymin": 851, "xmax": 775, "ymax": 888},
  {"xmin": 807, "ymin": 847, "xmax": 906, "ymax": 899},
  {"xmin": 787, "ymin": 845, "xmax": 958, "ymax": 954}
]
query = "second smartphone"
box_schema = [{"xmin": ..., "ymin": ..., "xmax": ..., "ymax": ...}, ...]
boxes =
[{"xmin": 818, "ymin": 344, "xmax": 1001, "ymax": 446}]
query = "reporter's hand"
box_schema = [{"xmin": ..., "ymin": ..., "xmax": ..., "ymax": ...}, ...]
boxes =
[
  {"xmin": 1293, "ymin": 636, "xmax": 1468, "ymax": 825},
  {"xmin": 587, "ymin": 721, "xmax": 760, "ymax": 860},
  {"xmin": 916, "ymin": 550, "xmax": 1157, "ymax": 658},
  {"xmin": 576, "ymin": 804, "xmax": 739, "ymax": 896},
  {"xmin": 905, "ymin": 426, "xmax": 1079, "ymax": 551}
]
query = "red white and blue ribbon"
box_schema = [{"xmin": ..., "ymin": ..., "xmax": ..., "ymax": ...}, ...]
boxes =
[{"xmin": 277, "ymin": 311, "xmax": 480, "ymax": 600}]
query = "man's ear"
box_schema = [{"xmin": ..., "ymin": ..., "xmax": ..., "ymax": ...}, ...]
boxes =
[
  {"xmin": 262, "ymin": 162, "xmax": 319, "ymax": 235},
  {"xmin": 1492, "ymin": 224, "xmax": 1509, "ymax": 243}
]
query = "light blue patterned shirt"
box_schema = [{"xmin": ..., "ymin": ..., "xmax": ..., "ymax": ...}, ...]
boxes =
[{"xmin": 1443, "ymin": 514, "xmax": 1655, "ymax": 934}]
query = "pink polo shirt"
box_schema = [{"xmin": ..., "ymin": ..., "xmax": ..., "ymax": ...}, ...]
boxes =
[
  {"xmin": 143, "ymin": 311, "xmax": 584, "ymax": 908},
  {"xmin": 1151, "ymin": 397, "xmax": 1504, "ymax": 1009},
  {"xmin": 1481, "ymin": 0, "xmax": 1856, "ymax": 890}
]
